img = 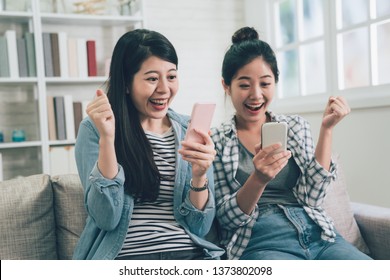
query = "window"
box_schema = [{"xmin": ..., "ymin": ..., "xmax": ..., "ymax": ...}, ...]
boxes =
[{"xmin": 266, "ymin": 0, "xmax": 390, "ymax": 111}]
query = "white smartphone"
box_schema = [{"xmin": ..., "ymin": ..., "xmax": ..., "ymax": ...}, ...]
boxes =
[
  {"xmin": 261, "ymin": 122, "xmax": 288, "ymax": 153},
  {"xmin": 185, "ymin": 103, "xmax": 216, "ymax": 144}
]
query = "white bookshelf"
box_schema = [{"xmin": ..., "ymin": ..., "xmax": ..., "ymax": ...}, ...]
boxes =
[{"xmin": 0, "ymin": 0, "xmax": 144, "ymax": 180}]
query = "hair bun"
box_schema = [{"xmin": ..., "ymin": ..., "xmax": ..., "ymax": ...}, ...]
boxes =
[{"xmin": 232, "ymin": 27, "xmax": 259, "ymax": 44}]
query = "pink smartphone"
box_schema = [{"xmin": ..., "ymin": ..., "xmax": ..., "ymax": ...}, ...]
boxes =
[{"xmin": 185, "ymin": 103, "xmax": 216, "ymax": 144}]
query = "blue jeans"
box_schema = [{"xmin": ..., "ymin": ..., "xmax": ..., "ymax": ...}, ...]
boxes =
[{"xmin": 240, "ymin": 205, "xmax": 372, "ymax": 260}]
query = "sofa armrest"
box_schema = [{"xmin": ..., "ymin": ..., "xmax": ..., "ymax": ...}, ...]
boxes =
[{"xmin": 351, "ymin": 202, "xmax": 390, "ymax": 260}]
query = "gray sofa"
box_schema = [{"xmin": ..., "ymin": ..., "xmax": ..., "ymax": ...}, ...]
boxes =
[{"xmin": 1, "ymin": 161, "xmax": 390, "ymax": 260}]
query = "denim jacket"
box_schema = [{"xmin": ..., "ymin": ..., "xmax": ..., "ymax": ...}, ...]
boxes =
[{"xmin": 73, "ymin": 108, "xmax": 224, "ymax": 259}]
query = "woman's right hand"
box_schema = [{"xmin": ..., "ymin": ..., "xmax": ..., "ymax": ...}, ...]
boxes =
[
  {"xmin": 235, "ymin": 143, "xmax": 292, "ymax": 215},
  {"xmin": 86, "ymin": 89, "xmax": 116, "ymax": 140},
  {"xmin": 252, "ymin": 143, "xmax": 291, "ymax": 186}
]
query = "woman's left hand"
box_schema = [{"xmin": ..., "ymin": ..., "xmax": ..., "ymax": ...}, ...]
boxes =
[
  {"xmin": 322, "ymin": 96, "xmax": 351, "ymax": 129},
  {"xmin": 179, "ymin": 129, "xmax": 216, "ymax": 179}
]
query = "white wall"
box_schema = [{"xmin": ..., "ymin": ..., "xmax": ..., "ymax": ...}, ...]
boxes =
[
  {"xmin": 143, "ymin": 0, "xmax": 245, "ymax": 126},
  {"xmin": 299, "ymin": 106, "xmax": 390, "ymax": 208}
]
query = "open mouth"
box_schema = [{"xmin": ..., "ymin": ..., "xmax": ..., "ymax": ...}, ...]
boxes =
[
  {"xmin": 244, "ymin": 103, "xmax": 264, "ymax": 111},
  {"xmin": 149, "ymin": 99, "xmax": 167, "ymax": 106}
]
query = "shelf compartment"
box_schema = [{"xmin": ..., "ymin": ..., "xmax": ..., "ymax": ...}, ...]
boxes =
[
  {"xmin": 0, "ymin": 146, "xmax": 42, "ymax": 180},
  {"xmin": 0, "ymin": 98, "xmax": 40, "ymax": 143}
]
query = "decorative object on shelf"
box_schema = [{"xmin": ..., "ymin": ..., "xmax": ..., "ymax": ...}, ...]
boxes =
[
  {"xmin": 0, "ymin": 130, "xmax": 3, "ymax": 142},
  {"xmin": 118, "ymin": 0, "xmax": 134, "ymax": 16},
  {"xmin": 12, "ymin": 129, "xmax": 26, "ymax": 142},
  {"xmin": 73, "ymin": 0, "xmax": 106, "ymax": 15},
  {"xmin": 40, "ymin": 0, "xmax": 68, "ymax": 14}
]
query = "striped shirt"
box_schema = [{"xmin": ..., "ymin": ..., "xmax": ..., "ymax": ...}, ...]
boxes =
[
  {"xmin": 117, "ymin": 127, "xmax": 196, "ymax": 257},
  {"xmin": 211, "ymin": 112, "xmax": 338, "ymax": 260}
]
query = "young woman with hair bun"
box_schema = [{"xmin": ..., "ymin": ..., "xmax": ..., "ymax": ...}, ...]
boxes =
[{"xmin": 211, "ymin": 26, "xmax": 371, "ymax": 260}]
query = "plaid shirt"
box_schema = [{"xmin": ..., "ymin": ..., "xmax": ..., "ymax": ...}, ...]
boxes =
[{"xmin": 211, "ymin": 112, "xmax": 338, "ymax": 260}]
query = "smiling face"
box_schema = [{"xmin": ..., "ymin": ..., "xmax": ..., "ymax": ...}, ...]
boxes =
[
  {"xmin": 223, "ymin": 57, "xmax": 275, "ymax": 127},
  {"xmin": 131, "ymin": 56, "xmax": 179, "ymax": 130}
]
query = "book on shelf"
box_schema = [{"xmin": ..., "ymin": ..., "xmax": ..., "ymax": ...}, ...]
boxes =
[
  {"xmin": 105, "ymin": 58, "xmax": 111, "ymax": 77},
  {"xmin": 73, "ymin": 101, "xmax": 83, "ymax": 137},
  {"xmin": 53, "ymin": 96, "xmax": 66, "ymax": 140},
  {"xmin": 81, "ymin": 100, "xmax": 90, "ymax": 119},
  {"xmin": 42, "ymin": 33, "xmax": 54, "ymax": 77},
  {"xmin": 49, "ymin": 146, "xmax": 77, "ymax": 175},
  {"xmin": 48, "ymin": 96, "xmax": 88, "ymax": 141},
  {"xmin": 63, "ymin": 95, "xmax": 75, "ymax": 140},
  {"xmin": 50, "ymin": 33, "xmax": 61, "ymax": 77},
  {"xmin": 50, "ymin": 146, "xmax": 67, "ymax": 175},
  {"xmin": 58, "ymin": 32, "xmax": 69, "ymax": 78},
  {"xmin": 67, "ymin": 37, "xmax": 78, "ymax": 77},
  {"xmin": 16, "ymin": 37, "xmax": 28, "ymax": 77},
  {"xmin": 5, "ymin": 30, "xmax": 19, "ymax": 78},
  {"xmin": 86, "ymin": 40, "xmax": 97, "ymax": 77},
  {"xmin": 0, "ymin": 36, "xmax": 10, "ymax": 77},
  {"xmin": 68, "ymin": 146, "xmax": 78, "ymax": 174},
  {"xmin": 38, "ymin": 33, "xmax": 99, "ymax": 79},
  {"xmin": 24, "ymin": 32, "xmax": 36, "ymax": 77},
  {"xmin": 47, "ymin": 96, "xmax": 57, "ymax": 141},
  {"xmin": 77, "ymin": 38, "xmax": 88, "ymax": 78}
]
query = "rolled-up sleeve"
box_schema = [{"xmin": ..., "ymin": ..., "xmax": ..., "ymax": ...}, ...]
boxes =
[
  {"xmin": 217, "ymin": 191, "xmax": 255, "ymax": 230},
  {"xmin": 85, "ymin": 163, "xmax": 125, "ymax": 231},
  {"xmin": 178, "ymin": 168, "xmax": 216, "ymax": 237}
]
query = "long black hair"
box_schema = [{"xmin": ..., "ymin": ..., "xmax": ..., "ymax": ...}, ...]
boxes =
[
  {"xmin": 106, "ymin": 29, "xmax": 178, "ymax": 202},
  {"xmin": 222, "ymin": 27, "xmax": 279, "ymax": 86}
]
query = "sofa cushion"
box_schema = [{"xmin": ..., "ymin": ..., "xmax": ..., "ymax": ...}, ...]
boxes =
[
  {"xmin": 0, "ymin": 174, "xmax": 58, "ymax": 259},
  {"xmin": 52, "ymin": 174, "xmax": 87, "ymax": 260},
  {"xmin": 323, "ymin": 156, "xmax": 370, "ymax": 254}
]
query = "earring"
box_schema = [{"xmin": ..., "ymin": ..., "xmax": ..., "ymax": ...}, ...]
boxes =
[{"xmin": 126, "ymin": 88, "xmax": 130, "ymax": 94}]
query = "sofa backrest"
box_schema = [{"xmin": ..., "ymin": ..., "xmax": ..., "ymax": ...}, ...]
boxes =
[{"xmin": 51, "ymin": 174, "xmax": 87, "ymax": 260}]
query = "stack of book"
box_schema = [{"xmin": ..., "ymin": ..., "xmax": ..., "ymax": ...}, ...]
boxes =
[
  {"xmin": 47, "ymin": 95, "xmax": 90, "ymax": 141},
  {"xmin": 0, "ymin": 30, "xmax": 36, "ymax": 78},
  {"xmin": 42, "ymin": 32, "xmax": 97, "ymax": 78}
]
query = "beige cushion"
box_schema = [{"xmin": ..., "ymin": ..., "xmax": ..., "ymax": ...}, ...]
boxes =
[
  {"xmin": 0, "ymin": 174, "xmax": 58, "ymax": 259},
  {"xmin": 323, "ymin": 156, "xmax": 370, "ymax": 254},
  {"xmin": 52, "ymin": 174, "xmax": 87, "ymax": 260}
]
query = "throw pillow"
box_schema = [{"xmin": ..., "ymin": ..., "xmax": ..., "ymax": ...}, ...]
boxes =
[
  {"xmin": 323, "ymin": 155, "xmax": 370, "ymax": 254},
  {"xmin": 0, "ymin": 174, "xmax": 58, "ymax": 259}
]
